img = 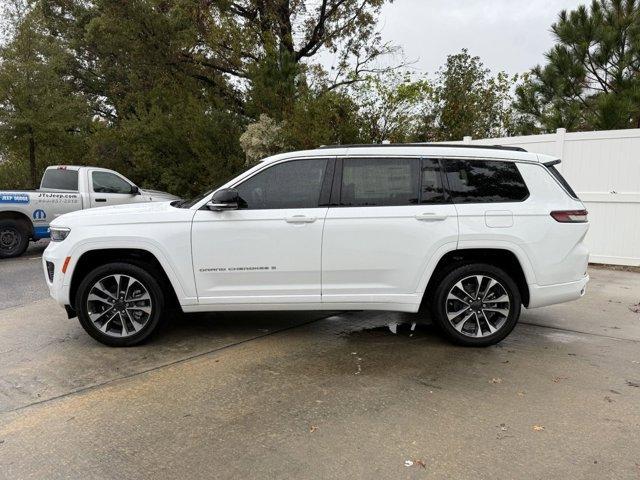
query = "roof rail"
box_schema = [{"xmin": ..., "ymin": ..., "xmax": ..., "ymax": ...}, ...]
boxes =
[{"xmin": 317, "ymin": 143, "xmax": 527, "ymax": 153}]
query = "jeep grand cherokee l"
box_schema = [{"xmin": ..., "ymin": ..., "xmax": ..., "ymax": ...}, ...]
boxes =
[{"xmin": 43, "ymin": 144, "xmax": 589, "ymax": 347}]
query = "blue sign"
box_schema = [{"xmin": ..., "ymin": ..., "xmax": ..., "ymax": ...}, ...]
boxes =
[
  {"xmin": 0, "ymin": 193, "xmax": 30, "ymax": 204},
  {"xmin": 33, "ymin": 209, "xmax": 47, "ymax": 220}
]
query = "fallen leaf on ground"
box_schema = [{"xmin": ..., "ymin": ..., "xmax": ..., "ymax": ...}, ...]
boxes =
[
  {"xmin": 490, "ymin": 378, "xmax": 503, "ymax": 384},
  {"xmin": 553, "ymin": 376, "xmax": 569, "ymax": 383},
  {"xmin": 309, "ymin": 425, "xmax": 318, "ymax": 433},
  {"xmin": 414, "ymin": 459, "xmax": 427, "ymax": 469},
  {"xmin": 532, "ymin": 425, "xmax": 545, "ymax": 432},
  {"xmin": 517, "ymin": 391, "xmax": 526, "ymax": 396}
]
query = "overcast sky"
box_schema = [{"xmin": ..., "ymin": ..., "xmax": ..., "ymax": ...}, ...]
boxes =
[{"xmin": 377, "ymin": 0, "xmax": 586, "ymax": 76}]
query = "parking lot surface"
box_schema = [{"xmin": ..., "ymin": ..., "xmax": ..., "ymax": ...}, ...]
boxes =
[{"xmin": 1, "ymin": 253, "xmax": 639, "ymax": 479}]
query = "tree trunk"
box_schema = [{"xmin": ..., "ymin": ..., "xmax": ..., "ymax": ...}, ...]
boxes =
[{"xmin": 28, "ymin": 129, "xmax": 37, "ymax": 189}]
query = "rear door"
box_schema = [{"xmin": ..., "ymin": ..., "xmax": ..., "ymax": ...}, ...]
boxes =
[{"xmin": 321, "ymin": 156, "xmax": 458, "ymax": 307}]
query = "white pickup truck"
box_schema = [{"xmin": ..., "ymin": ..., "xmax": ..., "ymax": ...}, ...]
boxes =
[{"xmin": 0, "ymin": 165, "xmax": 179, "ymax": 258}]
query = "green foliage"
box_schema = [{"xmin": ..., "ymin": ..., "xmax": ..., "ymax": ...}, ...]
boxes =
[
  {"xmin": 426, "ymin": 50, "xmax": 519, "ymax": 141},
  {"xmin": 351, "ymin": 72, "xmax": 432, "ymax": 143},
  {"xmin": 515, "ymin": 0, "xmax": 640, "ymax": 132},
  {"xmin": 0, "ymin": 3, "xmax": 90, "ymax": 188}
]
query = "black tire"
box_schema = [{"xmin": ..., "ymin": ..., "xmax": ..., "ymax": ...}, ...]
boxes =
[
  {"xmin": 0, "ymin": 219, "xmax": 30, "ymax": 259},
  {"xmin": 431, "ymin": 263, "xmax": 521, "ymax": 347},
  {"xmin": 76, "ymin": 262, "xmax": 166, "ymax": 347}
]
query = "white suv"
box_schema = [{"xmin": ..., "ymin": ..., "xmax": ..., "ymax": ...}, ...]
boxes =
[{"xmin": 43, "ymin": 144, "xmax": 589, "ymax": 347}]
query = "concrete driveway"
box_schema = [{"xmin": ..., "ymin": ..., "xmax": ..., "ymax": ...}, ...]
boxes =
[{"xmin": 0, "ymin": 247, "xmax": 639, "ymax": 479}]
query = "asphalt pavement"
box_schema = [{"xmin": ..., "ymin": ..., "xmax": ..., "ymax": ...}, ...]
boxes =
[{"xmin": 1, "ymin": 249, "xmax": 639, "ymax": 479}]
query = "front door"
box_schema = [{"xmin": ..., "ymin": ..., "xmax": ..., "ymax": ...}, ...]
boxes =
[
  {"xmin": 192, "ymin": 158, "xmax": 332, "ymax": 305},
  {"xmin": 89, "ymin": 170, "xmax": 138, "ymax": 207},
  {"xmin": 321, "ymin": 157, "xmax": 458, "ymax": 307}
]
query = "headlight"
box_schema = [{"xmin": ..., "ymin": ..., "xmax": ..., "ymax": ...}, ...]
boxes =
[{"xmin": 49, "ymin": 227, "xmax": 71, "ymax": 242}]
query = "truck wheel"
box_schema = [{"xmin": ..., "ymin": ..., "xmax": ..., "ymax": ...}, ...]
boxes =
[
  {"xmin": 431, "ymin": 263, "xmax": 521, "ymax": 347},
  {"xmin": 0, "ymin": 220, "xmax": 30, "ymax": 259},
  {"xmin": 76, "ymin": 262, "xmax": 166, "ymax": 347}
]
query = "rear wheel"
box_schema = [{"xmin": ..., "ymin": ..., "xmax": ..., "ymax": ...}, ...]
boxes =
[
  {"xmin": 0, "ymin": 220, "xmax": 29, "ymax": 259},
  {"xmin": 76, "ymin": 262, "xmax": 166, "ymax": 347},
  {"xmin": 431, "ymin": 263, "xmax": 521, "ymax": 347}
]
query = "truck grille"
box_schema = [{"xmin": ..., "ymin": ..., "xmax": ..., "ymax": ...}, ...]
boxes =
[{"xmin": 46, "ymin": 261, "xmax": 55, "ymax": 282}]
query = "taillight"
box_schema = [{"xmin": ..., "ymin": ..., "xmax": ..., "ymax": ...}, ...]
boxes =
[{"xmin": 550, "ymin": 210, "xmax": 588, "ymax": 223}]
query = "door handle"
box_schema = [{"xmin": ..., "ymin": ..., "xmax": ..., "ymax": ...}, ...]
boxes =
[
  {"xmin": 415, "ymin": 212, "xmax": 448, "ymax": 221},
  {"xmin": 95, "ymin": 198, "xmax": 107, "ymax": 203},
  {"xmin": 285, "ymin": 215, "xmax": 317, "ymax": 224}
]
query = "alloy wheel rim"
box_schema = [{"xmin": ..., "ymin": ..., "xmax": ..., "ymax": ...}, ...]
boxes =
[
  {"xmin": 0, "ymin": 228, "xmax": 19, "ymax": 252},
  {"xmin": 445, "ymin": 275, "xmax": 510, "ymax": 338},
  {"xmin": 86, "ymin": 274, "xmax": 153, "ymax": 338}
]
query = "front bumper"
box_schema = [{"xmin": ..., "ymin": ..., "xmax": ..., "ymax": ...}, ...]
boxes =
[
  {"xmin": 42, "ymin": 240, "xmax": 74, "ymax": 307},
  {"xmin": 527, "ymin": 275, "xmax": 589, "ymax": 309}
]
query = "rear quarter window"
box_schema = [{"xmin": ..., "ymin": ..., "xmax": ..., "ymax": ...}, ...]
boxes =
[
  {"xmin": 443, "ymin": 159, "xmax": 529, "ymax": 203},
  {"xmin": 40, "ymin": 169, "xmax": 79, "ymax": 191},
  {"xmin": 546, "ymin": 164, "xmax": 579, "ymax": 199}
]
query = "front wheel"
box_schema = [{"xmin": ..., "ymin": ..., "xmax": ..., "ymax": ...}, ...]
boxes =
[
  {"xmin": 76, "ymin": 262, "xmax": 166, "ymax": 347},
  {"xmin": 431, "ymin": 264, "xmax": 521, "ymax": 347}
]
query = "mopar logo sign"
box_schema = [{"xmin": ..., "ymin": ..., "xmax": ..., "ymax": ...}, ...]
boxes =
[{"xmin": 33, "ymin": 209, "xmax": 47, "ymax": 220}]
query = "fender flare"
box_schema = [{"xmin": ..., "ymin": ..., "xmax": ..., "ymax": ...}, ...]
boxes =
[
  {"xmin": 64, "ymin": 238, "xmax": 196, "ymax": 306},
  {"xmin": 415, "ymin": 240, "xmax": 537, "ymax": 295}
]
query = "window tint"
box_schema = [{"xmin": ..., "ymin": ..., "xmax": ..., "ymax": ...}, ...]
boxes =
[
  {"xmin": 236, "ymin": 159, "xmax": 328, "ymax": 209},
  {"xmin": 421, "ymin": 158, "xmax": 446, "ymax": 204},
  {"xmin": 341, "ymin": 158, "xmax": 419, "ymax": 206},
  {"xmin": 443, "ymin": 159, "xmax": 529, "ymax": 203},
  {"xmin": 40, "ymin": 169, "xmax": 78, "ymax": 191},
  {"xmin": 546, "ymin": 165, "xmax": 579, "ymax": 199},
  {"xmin": 92, "ymin": 171, "xmax": 133, "ymax": 194}
]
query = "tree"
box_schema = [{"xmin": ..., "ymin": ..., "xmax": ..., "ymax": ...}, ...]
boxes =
[
  {"xmin": 515, "ymin": 0, "xmax": 640, "ymax": 132},
  {"xmin": 191, "ymin": 0, "xmax": 398, "ymax": 120},
  {"xmin": 0, "ymin": 3, "xmax": 90, "ymax": 188},
  {"xmin": 423, "ymin": 50, "xmax": 518, "ymax": 141},
  {"xmin": 350, "ymin": 71, "xmax": 431, "ymax": 143}
]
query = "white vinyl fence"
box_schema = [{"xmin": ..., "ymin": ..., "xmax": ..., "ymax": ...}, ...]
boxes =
[{"xmin": 457, "ymin": 128, "xmax": 640, "ymax": 266}]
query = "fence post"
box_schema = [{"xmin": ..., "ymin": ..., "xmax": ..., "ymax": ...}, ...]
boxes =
[{"xmin": 555, "ymin": 128, "xmax": 566, "ymax": 161}]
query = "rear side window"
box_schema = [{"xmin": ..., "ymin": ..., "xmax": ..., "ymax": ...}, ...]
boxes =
[
  {"xmin": 40, "ymin": 169, "xmax": 78, "ymax": 191},
  {"xmin": 340, "ymin": 157, "xmax": 419, "ymax": 206},
  {"xmin": 546, "ymin": 164, "xmax": 579, "ymax": 199},
  {"xmin": 421, "ymin": 158, "xmax": 447, "ymax": 204},
  {"xmin": 443, "ymin": 159, "xmax": 529, "ymax": 203},
  {"xmin": 236, "ymin": 159, "xmax": 328, "ymax": 209}
]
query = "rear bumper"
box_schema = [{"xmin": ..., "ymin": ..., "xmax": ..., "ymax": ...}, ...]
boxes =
[{"xmin": 527, "ymin": 275, "xmax": 589, "ymax": 309}]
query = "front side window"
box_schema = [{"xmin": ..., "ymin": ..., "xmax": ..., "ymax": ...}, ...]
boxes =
[
  {"xmin": 92, "ymin": 171, "xmax": 133, "ymax": 194},
  {"xmin": 235, "ymin": 159, "xmax": 328, "ymax": 209},
  {"xmin": 443, "ymin": 159, "xmax": 529, "ymax": 203},
  {"xmin": 340, "ymin": 157, "xmax": 420, "ymax": 206}
]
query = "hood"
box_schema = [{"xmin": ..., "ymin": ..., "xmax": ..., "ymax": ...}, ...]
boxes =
[
  {"xmin": 50, "ymin": 200, "xmax": 192, "ymax": 228},
  {"xmin": 140, "ymin": 189, "xmax": 181, "ymax": 202}
]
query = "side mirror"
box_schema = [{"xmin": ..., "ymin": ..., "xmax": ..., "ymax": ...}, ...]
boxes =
[
  {"xmin": 207, "ymin": 188, "xmax": 239, "ymax": 211},
  {"xmin": 130, "ymin": 185, "xmax": 140, "ymax": 195}
]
